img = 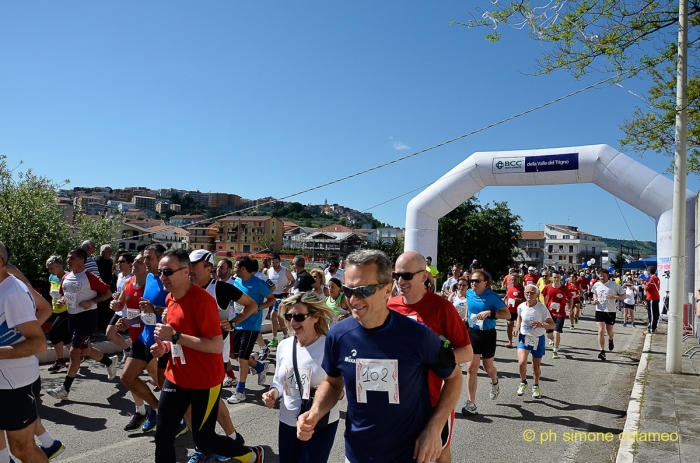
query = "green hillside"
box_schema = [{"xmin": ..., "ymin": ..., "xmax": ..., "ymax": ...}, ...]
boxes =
[{"xmin": 602, "ymin": 238, "xmax": 656, "ymax": 257}]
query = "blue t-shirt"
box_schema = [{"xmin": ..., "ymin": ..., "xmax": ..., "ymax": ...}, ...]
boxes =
[
  {"xmin": 233, "ymin": 276, "xmax": 272, "ymax": 331},
  {"xmin": 139, "ymin": 273, "xmax": 166, "ymax": 346},
  {"xmin": 323, "ymin": 311, "xmax": 455, "ymax": 463},
  {"xmin": 466, "ymin": 288, "xmax": 505, "ymax": 331}
]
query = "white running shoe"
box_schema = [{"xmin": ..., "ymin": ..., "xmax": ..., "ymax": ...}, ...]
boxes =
[
  {"xmin": 489, "ymin": 381, "xmax": 500, "ymax": 400},
  {"xmin": 226, "ymin": 391, "xmax": 246, "ymax": 404},
  {"xmin": 257, "ymin": 363, "xmax": 270, "ymax": 386},
  {"xmin": 222, "ymin": 376, "xmax": 237, "ymax": 388},
  {"xmin": 47, "ymin": 385, "xmax": 69, "ymax": 400},
  {"xmin": 107, "ymin": 355, "xmax": 119, "ymax": 380}
]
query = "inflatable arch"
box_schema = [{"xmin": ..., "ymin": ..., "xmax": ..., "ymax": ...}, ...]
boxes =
[{"xmin": 404, "ymin": 144, "xmax": 696, "ymax": 295}]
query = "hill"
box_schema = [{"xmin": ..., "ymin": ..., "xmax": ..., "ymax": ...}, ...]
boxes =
[{"xmin": 602, "ymin": 237, "xmax": 656, "ymax": 257}]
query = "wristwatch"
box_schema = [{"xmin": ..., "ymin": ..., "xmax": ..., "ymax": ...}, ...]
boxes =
[
  {"xmin": 230, "ymin": 320, "xmax": 237, "ymax": 329},
  {"xmin": 152, "ymin": 305, "xmax": 162, "ymax": 313},
  {"xmin": 171, "ymin": 332, "xmax": 181, "ymax": 344}
]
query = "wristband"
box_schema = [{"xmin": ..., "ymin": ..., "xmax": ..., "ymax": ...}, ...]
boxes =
[{"xmin": 489, "ymin": 310, "xmax": 497, "ymax": 319}]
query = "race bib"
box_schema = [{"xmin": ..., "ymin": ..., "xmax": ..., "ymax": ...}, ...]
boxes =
[
  {"xmin": 49, "ymin": 289, "xmax": 61, "ymax": 301},
  {"xmin": 171, "ymin": 343, "xmax": 186, "ymax": 364},
  {"xmin": 525, "ymin": 335, "xmax": 539, "ymax": 349},
  {"xmin": 127, "ymin": 309, "xmax": 140, "ymax": 320},
  {"xmin": 470, "ymin": 313, "xmax": 484, "ymax": 330},
  {"xmin": 283, "ymin": 366, "xmax": 312, "ymax": 399},
  {"xmin": 64, "ymin": 292, "xmax": 77, "ymax": 310},
  {"xmin": 356, "ymin": 359, "xmax": 399, "ymax": 404},
  {"xmin": 141, "ymin": 313, "xmax": 156, "ymax": 325},
  {"xmin": 550, "ymin": 302, "xmax": 561, "ymax": 312},
  {"xmin": 233, "ymin": 302, "xmax": 244, "ymax": 316},
  {"xmin": 508, "ymin": 298, "xmax": 516, "ymax": 307}
]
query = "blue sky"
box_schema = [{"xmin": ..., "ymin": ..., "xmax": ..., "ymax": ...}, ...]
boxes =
[{"xmin": 1, "ymin": 1, "xmax": 696, "ymax": 244}]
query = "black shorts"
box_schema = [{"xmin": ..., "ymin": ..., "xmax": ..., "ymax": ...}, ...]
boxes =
[
  {"xmin": 595, "ymin": 311, "xmax": 617, "ymax": 325},
  {"xmin": 546, "ymin": 317, "xmax": 566, "ymax": 333},
  {"xmin": 68, "ymin": 310, "xmax": 98, "ymax": 349},
  {"xmin": 509, "ymin": 312, "xmax": 518, "ymax": 322},
  {"xmin": 109, "ymin": 313, "xmax": 123, "ymax": 327},
  {"xmin": 467, "ymin": 326, "xmax": 497, "ymax": 359},
  {"xmin": 624, "ymin": 303, "xmax": 635, "ymax": 310},
  {"xmin": 48, "ymin": 312, "xmax": 71, "ymax": 346},
  {"xmin": 233, "ymin": 330, "xmax": 259, "ymax": 361},
  {"xmin": 0, "ymin": 377, "xmax": 40, "ymax": 431},
  {"xmin": 129, "ymin": 338, "xmax": 171, "ymax": 369}
]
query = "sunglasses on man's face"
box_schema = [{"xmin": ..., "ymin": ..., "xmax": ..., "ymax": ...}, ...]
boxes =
[
  {"xmin": 341, "ymin": 283, "xmax": 387, "ymax": 299},
  {"xmin": 284, "ymin": 313, "xmax": 312, "ymax": 322},
  {"xmin": 525, "ymin": 291, "xmax": 537, "ymax": 295},
  {"xmin": 157, "ymin": 267, "xmax": 187, "ymax": 277},
  {"xmin": 117, "ymin": 260, "xmax": 128, "ymax": 264},
  {"xmin": 469, "ymin": 279, "xmax": 484, "ymax": 284},
  {"xmin": 391, "ymin": 270, "xmax": 424, "ymax": 281}
]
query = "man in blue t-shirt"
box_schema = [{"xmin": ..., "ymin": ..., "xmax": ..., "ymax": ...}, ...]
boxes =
[
  {"xmin": 297, "ymin": 250, "xmax": 461, "ymax": 463},
  {"xmin": 227, "ymin": 256, "xmax": 276, "ymax": 404}
]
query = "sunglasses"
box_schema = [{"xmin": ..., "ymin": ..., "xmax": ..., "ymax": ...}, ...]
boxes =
[
  {"xmin": 341, "ymin": 283, "xmax": 387, "ymax": 299},
  {"xmin": 117, "ymin": 260, "xmax": 128, "ymax": 264},
  {"xmin": 284, "ymin": 313, "xmax": 312, "ymax": 322},
  {"xmin": 392, "ymin": 270, "xmax": 424, "ymax": 281},
  {"xmin": 524, "ymin": 291, "xmax": 537, "ymax": 295},
  {"xmin": 157, "ymin": 267, "xmax": 187, "ymax": 277},
  {"xmin": 469, "ymin": 279, "xmax": 484, "ymax": 284}
]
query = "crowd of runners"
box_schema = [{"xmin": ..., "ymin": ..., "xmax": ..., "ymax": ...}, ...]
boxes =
[{"xmin": 0, "ymin": 238, "xmax": 665, "ymax": 463}]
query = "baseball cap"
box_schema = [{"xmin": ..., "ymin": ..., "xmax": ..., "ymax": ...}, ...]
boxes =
[
  {"xmin": 528, "ymin": 266, "xmax": 535, "ymax": 271},
  {"xmin": 189, "ymin": 250, "xmax": 214, "ymax": 266}
]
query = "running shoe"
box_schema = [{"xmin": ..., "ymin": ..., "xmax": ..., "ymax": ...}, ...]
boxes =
[
  {"xmin": 249, "ymin": 446, "xmax": 265, "ymax": 463},
  {"xmin": 552, "ymin": 351, "xmax": 560, "ymax": 359},
  {"xmin": 622, "ymin": 322, "xmax": 627, "ymax": 327},
  {"xmin": 547, "ymin": 339, "xmax": 554, "ymax": 346},
  {"xmin": 461, "ymin": 400, "xmax": 478, "ymax": 415},
  {"xmin": 48, "ymin": 359, "xmax": 66, "ymax": 373},
  {"xmin": 489, "ymin": 381, "xmax": 500, "ymax": 400},
  {"xmin": 47, "ymin": 385, "xmax": 69, "ymax": 400},
  {"xmin": 107, "ymin": 355, "xmax": 119, "ymax": 380},
  {"xmin": 575, "ymin": 317, "xmax": 579, "ymax": 324},
  {"xmin": 257, "ymin": 363, "xmax": 270, "ymax": 386},
  {"xmin": 176, "ymin": 420, "xmax": 189, "ymax": 438},
  {"xmin": 215, "ymin": 454, "xmax": 230, "ymax": 462},
  {"xmin": 609, "ymin": 339, "xmax": 614, "ymax": 351},
  {"xmin": 598, "ymin": 351, "xmax": 607, "ymax": 361},
  {"xmin": 267, "ymin": 337, "xmax": 279, "ymax": 348},
  {"xmin": 258, "ymin": 346, "xmax": 270, "ymax": 361},
  {"xmin": 142, "ymin": 409, "xmax": 157, "ymax": 433},
  {"xmin": 569, "ymin": 325, "xmax": 574, "ymax": 330},
  {"xmin": 124, "ymin": 411, "xmax": 148, "ymax": 432},
  {"xmin": 532, "ymin": 385, "xmax": 541, "ymax": 399},
  {"xmin": 120, "ymin": 350, "xmax": 130, "ymax": 365},
  {"xmin": 517, "ymin": 382, "xmax": 527, "ymax": 396},
  {"xmin": 234, "ymin": 432, "xmax": 245, "ymax": 446},
  {"xmin": 222, "ymin": 376, "xmax": 237, "ymax": 388},
  {"xmin": 631, "ymin": 323, "xmax": 636, "ymax": 328},
  {"xmin": 187, "ymin": 449, "xmax": 214, "ymax": 463},
  {"xmin": 40, "ymin": 439, "xmax": 66, "ymax": 460},
  {"xmin": 227, "ymin": 391, "xmax": 246, "ymax": 404}
]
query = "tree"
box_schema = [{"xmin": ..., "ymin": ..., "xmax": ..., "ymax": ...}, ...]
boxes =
[
  {"xmin": 72, "ymin": 213, "xmax": 122, "ymax": 251},
  {"xmin": 437, "ymin": 198, "xmax": 523, "ymax": 281},
  {"xmin": 611, "ymin": 251, "xmax": 628, "ymax": 273},
  {"xmin": 456, "ymin": 1, "xmax": 700, "ymax": 171},
  {"xmin": 368, "ymin": 239, "xmax": 405, "ymax": 262}
]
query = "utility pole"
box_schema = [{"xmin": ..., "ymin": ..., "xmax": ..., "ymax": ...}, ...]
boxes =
[{"xmin": 667, "ymin": 0, "xmax": 688, "ymax": 373}]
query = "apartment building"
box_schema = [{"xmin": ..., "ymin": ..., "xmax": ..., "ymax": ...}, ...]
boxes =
[
  {"xmin": 214, "ymin": 216, "xmax": 284, "ymax": 253},
  {"xmin": 542, "ymin": 224, "xmax": 606, "ymax": 268}
]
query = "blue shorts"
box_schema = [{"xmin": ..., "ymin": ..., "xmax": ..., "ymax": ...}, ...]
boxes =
[
  {"xmin": 517, "ymin": 334, "xmax": 546, "ymax": 359},
  {"xmin": 272, "ymin": 296, "xmax": 288, "ymax": 312}
]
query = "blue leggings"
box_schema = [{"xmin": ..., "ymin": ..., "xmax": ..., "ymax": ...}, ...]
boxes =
[{"xmin": 278, "ymin": 420, "xmax": 338, "ymax": 463}]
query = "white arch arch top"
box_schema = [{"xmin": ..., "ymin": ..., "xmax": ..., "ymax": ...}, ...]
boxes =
[{"xmin": 404, "ymin": 144, "xmax": 696, "ymax": 294}]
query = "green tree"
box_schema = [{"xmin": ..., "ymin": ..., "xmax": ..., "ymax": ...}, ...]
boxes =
[
  {"xmin": 72, "ymin": 213, "xmax": 122, "ymax": 251},
  {"xmin": 611, "ymin": 252, "xmax": 628, "ymax": 273},
  {"xmin": 456, "ymin": 1, "xmax": 700, "ymax": 171},
  {"xmin": 438, "ymin": 198, "xmax": 523, "ymax": 281},
  {"xmin": 368, "ymin": 239, "xmax": 405, "ymax": 262}
]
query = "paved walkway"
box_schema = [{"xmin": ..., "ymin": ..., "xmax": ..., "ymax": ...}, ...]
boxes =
[{"xmin": 617, "ymin": 323, "xmax": 700, "ymax": 463}]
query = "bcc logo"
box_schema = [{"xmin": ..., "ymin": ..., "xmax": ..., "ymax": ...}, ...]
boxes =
[{"xmin": 495, "ymin": 160, "xmax": 523, "ymax": 170}]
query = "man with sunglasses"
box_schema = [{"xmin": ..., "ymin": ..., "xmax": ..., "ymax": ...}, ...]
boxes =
[
  {"xmin": 387, "ymin": 251, "xmax": 472, "ymax": 463},
  {"xmin": 297, "ymin": 250, "xmax": 461, "ymax": 463}
]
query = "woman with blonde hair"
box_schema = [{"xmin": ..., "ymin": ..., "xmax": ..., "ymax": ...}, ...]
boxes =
[
  {"xmin": 309, "ymin": 268, "xmax": 329, "ymax": 297},
  {"xmin": 262, "ymin": 292, "xmax": 339, "ymax": 463}
]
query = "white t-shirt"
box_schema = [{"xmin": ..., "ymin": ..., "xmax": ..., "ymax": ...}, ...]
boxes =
[
  {"xmin": 270, "ymin": 336, "xmax": 340, "ymax": 427},
  {"xmin": 444, "ymin": 277, "xmax": 458, "ymax": 292},
  {"xmin": 324, "ymin": 268, "xmax": 344, "ymax": 284},
  {"xmin": 517, "ymin": 302, "xmax": 550, "ymax": 338},
  {"xmin": 624, "ymin": 287, "xmax": 636, "ymax": 305},
  {"xmin": 60, "ymin": 270, "xmax": 110, "ymax": 315},
  {"xmin": 451, "ymin": 294, "xmax": 467, "ymax": 319},
  {"xmin": 0, "ymin": 276, "xmax": 40, "ymax": 389},
  {"xmin": 592, "ymin": 280, "xmax": 625, "ymax": 313},
  {"xmin": 115, "ymin": 273, "xmax": 132, "ymax": 317}
]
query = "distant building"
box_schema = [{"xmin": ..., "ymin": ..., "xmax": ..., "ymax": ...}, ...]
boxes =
[
  {"xmin": 118, "ymin": 222, "xmax": 154, "ymax": 252},
  {"xmin": 169, "ymin": 203, "xmax": 182, "ymax": 212},
  {"xmin": 150, "ymin": 225, "xmax": 189, "ymax": 250},
  {"xmin": 214, "ymin": 216, "xmax": 283, "ymax": 253},
  {"xmin": 133, "ymin": 196, "xmax": 157, "ymax": 212},
  {"xmin": 189, "ymin": 222, "xmax": 217, "ymax": 251},
  {"xmin": 543, "ymin": 224, "xmax": 606, "ymax": 269},
  {"xmin": 170, "ymin": 214, "xmax": 205, "ymax": 227},
  {"xmin": 517, "ymin": 231, "xmax": 546, "ymax": 268}
]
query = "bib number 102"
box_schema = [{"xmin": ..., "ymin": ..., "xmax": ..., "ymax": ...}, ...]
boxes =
[{"xmin": 355, "ymin": 359, "xmax": 400, "ymax": 404}]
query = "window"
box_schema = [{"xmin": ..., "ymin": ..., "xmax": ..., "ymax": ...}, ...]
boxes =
[
  {"xmin": 548, "ymin": 245, "xmax": 553, "ymax": 252},
  {"xmin": 559, "ymin": 255, "xmax": 564, "ymax": 261},
  {"xmin": 592, "ymin": 247, "xmax": 596, "ymax": 253},
  {"xmin": 569, "ymin": 256, "xmax": 573, "ymax": 263},
  {"xmin": 558, "ymin": 245, "xmax": 563, "ymax": 251},
  {"xmin": 548, "ymin": 255, "xmax": 553, "ymax": 260},
  {"xmin": 563, "ymin": 235, "xmax": 570, "ymax": 239},
  {"xmin": 569, "ymin": 245, "xmax": 574, "ymax": 253}
]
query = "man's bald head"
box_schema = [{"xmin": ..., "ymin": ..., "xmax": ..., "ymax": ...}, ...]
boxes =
[
  {"xmin": 81, "ymin": 240, "xmax": 96, "ymax": 255},
  {"xmin": 396, "ymin": 250, "xmax": 426, "ymax": 272}
]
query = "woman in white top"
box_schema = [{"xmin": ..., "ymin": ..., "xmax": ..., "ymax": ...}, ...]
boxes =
[
  {"xmin": 262, "ymin": 292, "xmax": 340, "ymax": 463},
  {"xmin": 513, "ymin": 284, "xmax": 555, "ymax": 399},
  {"xmin": 309, "ymin": 268, "xmax": 329, "ymax": 298},
  {"xmin": 448, "ymin": 277, "xmax": 468, "ymax": 319}
]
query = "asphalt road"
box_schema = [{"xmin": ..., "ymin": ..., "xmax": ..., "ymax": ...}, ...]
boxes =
[{"xmin": 33, "ymin": 305, "xmax": 645, "ymax": 463}]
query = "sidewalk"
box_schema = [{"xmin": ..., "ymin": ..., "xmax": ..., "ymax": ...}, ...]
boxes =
[{"xmin": 617, "ymin": 325, "xmax": 700, "ymax": 462}]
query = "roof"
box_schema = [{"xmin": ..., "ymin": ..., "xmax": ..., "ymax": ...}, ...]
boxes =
[
  {"xmin": 218, "ymin": 216, "xmax": 274, "ymax": 222},
  {"xmin": 126, "ymin": 219, "xmax": 164, "ymax": 228},
  {"xmin": 546, "ymin": 224, "xmax": 598, "ymax": 237},
  {"xmin": 148, "ymin": 225, "xmax": 190, "ymax": 235},
  {"xmin": 305, "ymin": 232, "xmax": 363, "ymax": 241},
  {"xmin": 170, "ymin": 214, "xmax": 205, "ymax": 219},
  {"xmin": 519, "ymin": 231, "xmax": 545, "ymax": 240}
]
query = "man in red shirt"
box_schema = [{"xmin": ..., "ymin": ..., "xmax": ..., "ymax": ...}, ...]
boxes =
[
  {"xmin": 643, "ymin": 266, "xmax": 661, "ymax": 334},
  {"xmin": 503, "ymin": 274, "xmax": 525, "ymax": 348},
  {"xmin": 523, "ymin": 266, "xmax": 539, "ymax": 287},
  {"xmin": 387, "ymin": 251, "xmax": 472, "ymax": 463},
  {"xmin": 149, "ymin": 249, "xmax": 264, "ymax": 463},
  {"xmin": 541, "ymin": 269, "xmax": 572, "ymax": 359}
]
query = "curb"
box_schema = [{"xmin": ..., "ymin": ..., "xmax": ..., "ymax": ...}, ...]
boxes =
[
  {"xmin": 616, "ymin": 332, "xmax": 653, "ymax": 462},
  {"xmin": 38, "ymin": 320, "xmax": 274, "ymax": 364}
]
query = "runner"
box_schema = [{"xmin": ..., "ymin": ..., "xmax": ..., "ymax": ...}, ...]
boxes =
[
  {"xmin": 448, "ymin": 277, "xmax": 468, "ymax": 321},
  {"xmin": 149, "ymin": 249, "xmax": 264, "ymax": 463},
  {"xmin": 387, "ymin": 251, "xmax": 472, "ymax": 463},
  {"xmin": 622, "ymin": 282, "xmax": 638, "ymax": 327},
  {"xmin": 106, "ymin": 252, "xmax": 133, "ymax": 364},
  {"xmin": 325, "ymin": 277, "xmax": 351, "ymax": 324},
  {"xmin": 541, "ymin": 269, "xmax": 573, "ymax": 359},
  {"xmin": 266, "ymin": 253, "xmax": 294, "ymax": 348},
  {"xmin": 251, "ymin": 259, "xmax": 275, "ymax": 361},
  {"xmin": 591, "ymin": 269, "xmax": 626, "ymax": 361},
  {"xmin": 45, "ymin": 255, "xmax": 70, "ymax": 374},
  {"xmin": 513, "ymin": 284, "xmax": 555, "ymax": 398},
  {"xmin": 47, "ymin": 248, "xmax": 118, "ymax": 401},
  {"xmin": 523, "ymin": 266, "xmax": 539, "ymax": 287},
  {"xmin": 462, "ymin": 269, "xmax": 510, "ymax": 415},
  {"xmin": 567, "ymin": 272, "xmax": 583, "ymax": 325},
  {"xmin": 643, "ymin": 266, "xmax": 661, "ymax": 334},
  {"xmin": 502, "ymin": 274, "xmax": 525, "ymax": 349},
  {"xmin": 296, "ymin": 249, "xmax": 461, "ymax": 463}
]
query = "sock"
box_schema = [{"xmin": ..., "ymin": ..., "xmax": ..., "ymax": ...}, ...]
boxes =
[
  {"xmin": 136, "ymin": 404, "xmax": 146, "ymax": 414},
  {"xmin": 534, "ymin": 383, "xmax": 539, "ymax": 387},
  {"xmin": 0, "ymin": 447, "xmax": 10, "ymax": 463},
  {"xmin": 226, "ymin": 370, "xmax": 237, "ymax": 379},
  {"xmin": 520, "ymin": 380, "xmax": 528, "ymax": 385},
  {"xmin": 254, "ymin": 362, "xmax": 265, "ymax": 374},
  {"xmin": 99, "ymin": 355, "xmax": 112, "ymax": 367},
  {"xmin": 37, "ymin": 430, "xmax": 55, "ymax": 448},
  {"xmin": 236, "ymin": 382, "xmax": 246, "ymax": 393},
  {"xmin": 553, "ymin": 347, "xmax": 558, "ymax": 352},
  {"xmin": 228, "ymin": 432, "xmax": 237, "ymax": 440},
  {"xmin": 64, "ymin": 376, "xmax": 75, "ymax": 392}
]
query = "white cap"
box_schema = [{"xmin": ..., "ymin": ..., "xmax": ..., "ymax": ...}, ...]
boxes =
[{"xmin": 189, "ymin": 250, "xmax": 214, "ymax": 266}]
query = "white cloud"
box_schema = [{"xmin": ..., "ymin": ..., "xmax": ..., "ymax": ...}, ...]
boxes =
[{"xmin": 392, "ymin": 141, "xmax": 410, "ymax": 150}]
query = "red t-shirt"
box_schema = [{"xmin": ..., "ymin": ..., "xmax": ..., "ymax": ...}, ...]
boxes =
[
  {"xmin": 505, "ymin": 284, "xmax": 525, "ymax": 314},
  {"xmin": 123, "ymin": 277, "xmax": 145, "ymax": 344},
  {"xmin": 645, "ymin": 275, "xmax": 661, "ymax": 301},
  {"xmin": 542, "ymin": 284, "xmax": 571, "ymax": 318},
  {"xmin": 164, "ymin": 285, "xmax": 224, "ymax": 389},
  {"xmin": 567, "ymin": 282, "xmax": 581, "ymax": 302},
  {"xmin": 576, "ymin": 277, "xmax": 590, "ymax": 292},
  {"xmin": 523, "ymin": 274, "xmax": 539, "ymax": 287},
  {"xmin": 388, "ymin": 291, "xmax": 470, "ymax": 407}
]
